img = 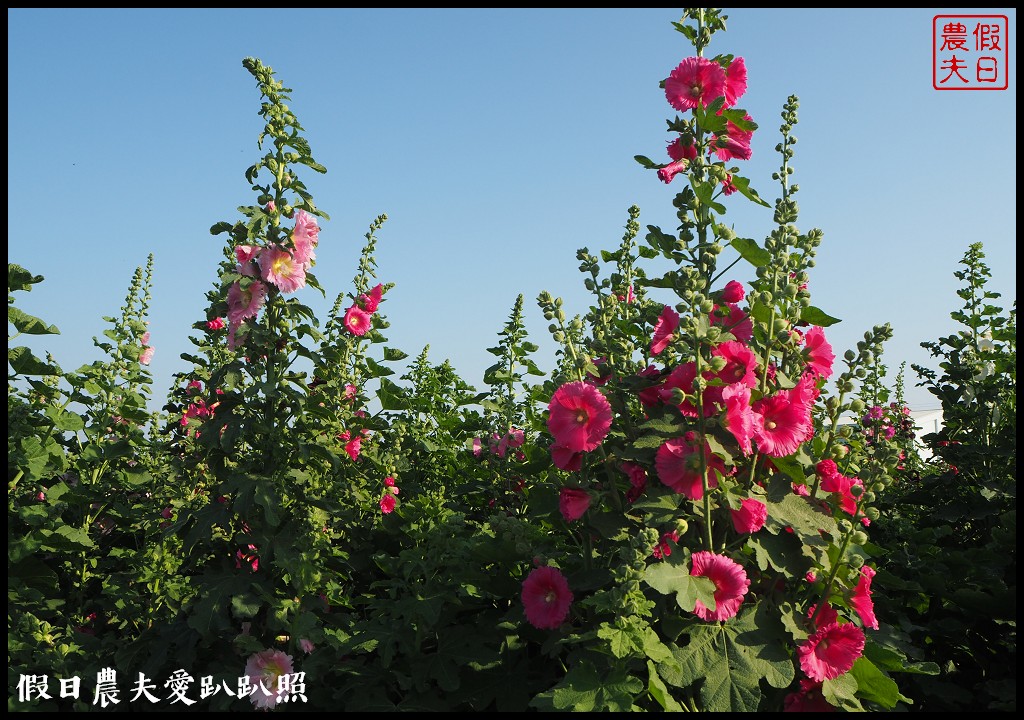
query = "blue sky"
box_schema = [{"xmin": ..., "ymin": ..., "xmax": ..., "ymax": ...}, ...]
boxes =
[{"xmin": 7, "ymin": 8, "xmax": 1017, "ymax": 413}]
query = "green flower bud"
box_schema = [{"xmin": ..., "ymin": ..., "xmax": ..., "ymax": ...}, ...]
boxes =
[
  {"xmin": 865, "ymin": 506, "xmax": 880, "ymax": 521},
  {"xmin": 668, "ymin": 387, "xmax": 687, "ymax": 405},
  {"xmin": 706, "ymin": 326, "xmax": 722, "ymax": 342},
  {"xmin": 838, "ymin": 518, "xmax": 853, "ymax": 533},
  {"xmin": 851, "ymin": 531, "xmax": 869, "ymax": 546},
  {"xmin": 700, "ymin": 299, "xmax": 715, "ymax": 314},
  {"xmin": 708, "ymin": 356, "xmax": 728, "ymax": 372},
  {"xmin": 674, "ymin": 518, "xmax": 689, "ymax": 535},
  {"xmin": 849, "ymin": 399, "xmax": 865, "ymax": 413},
  {"xmin": 849, "ymin": 483, "xmax": 864, "ymax": 497},
  {"xmin": 844, "ymin": 349, "xmax": 856, "ymax": 362},
  {"xmin": 863, "ymin": 491, "xmax": 876, "ymax": 503},
  {"xmin": 871, "ymin": 482, "xmax": 886, "ymax": 493},
  {"xmin": 850, "ymin": 554, "xmax": 866, "ymax": 568}
]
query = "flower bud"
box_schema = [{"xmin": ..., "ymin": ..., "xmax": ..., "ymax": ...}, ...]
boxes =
[
  {"xmin": 851, "ymin": 531, "xmax": 869, "ymax": 546},
  {"xmin": 844, "ymin": 349, "xmax": 856, "ymax": 362},
  {"xmin": 863, "ymin": 491, "xmax": 876, "ymax": 503},
  {"xmin": 708, "ymin": 356, "xmax": 728, "ymax": 372},
  {"xmin": 674, "ymin": 518, "xmax": 689, "ymax": 535},
  {"xmin": 849, "ymin": 483, "xmax": 864, "ymax": 497},
  {"xmin": 865, "ymin": 506, "xmax": 880, "ymax": 521},
  {"xmin": 848, "ymin": 399, "xmax": 865, "ymax": 413},
  {"xmin": 850, "ymin": 554, "xmax": 866, "ymax": 568}
]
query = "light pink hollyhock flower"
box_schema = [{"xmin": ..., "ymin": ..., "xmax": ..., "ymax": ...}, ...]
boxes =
[
  {"xmin": 260, "ymin": 245, "xmax": 307, "ymax": 294},
  {"xmin": 821, "ymin": 472, "xmax": 863, "ymax": 516},
  {"xmin": 665, "ymin": 56, "xmax": 727, "ymax": 112},
  {"xmin": 724, "ymin": 57, "xmax": 748, "ymax": 107},
  {"xmin": 547, "ymin": 381, "xmax": 613, "ymax": 453},
  {"xmin": 751, "ymin": 391, "xmax": 812, "ymax": 457},
  {"xmin": 783, "ymin": 679, "xmax": 835, "ymax": 713},
  {"xmin": 721, "ymin": 280, "xmax": 745, "ymax": 304},
  {"xmin": 713, "ymin": 341, "xmax": 759, "ymax": 388},
  {"xmin": 265, "ymin": 201, "xmax": 276, "ymax": 213},
  {"xmin": 550, "ymin": 444, "xmax": 582, "ymax": 472},
  {"xmin": 660, "ymin": 362, "xmax": 721, "ymax": 417},
  {"xmin": 798, "ymin": 622, "xmax": 866, "ymax": 682},
  {"xmin": 472, "ymin": 436, "xmax": 483, "ymax": 458},
  {"xmin": 139, "ymin": 346, "xmax": 155, "ymax": 365},
  {"xmin": 291, "ymin": 210, "xmax": 320, "ymax": 268},
  {"xmin": 730, "ymin": 497, "xmax": 768, "ymax": 534},
  {"xmin": 713, "ymin": 114, "xmax": 754, "ymax": 162},
  {"xmin": 140, "ymin": 331, "xmax": 151, "ymax": 345},
  {"xmin": 849, "ymin": 565, "xmax": 879, "ymax": 630},
  {"xmin": 227, "ymin": 280, "xmax": 268, "ymax": 326},
  {"xmin": 358, "ymin": 283, "xmax": 384, "ymax": 313},
  {"xmin": 690, "ymin": 551, "xmax": 750, "ymax": 622},
  {"xmin": 650, "ymin": 305, "xmax": 680, "ymax": 355},
  {"xmin": 655, "ymin": 434, "xmax": 725, "ymax": 501},
  {"xmin": 558, "ymin": 488, "xmax": 591, "ymax": 523},
  {"xmin": 245, "ymin": 649, "xmax": 294, "ymax": 709},
  {"xmin": 521, "ymin": 565, "xmax": 573, "ymax": 630},
  {"xmin": 802, "ymin": 326, "xmax": 836, "ymax": 380},
  {"xmin": 667, "ymin": 136, "xmax": 699, "ymax": 162},
  {"xmin": 722, "ymin": 383, "xmax": 754, "ymax": 455},
  {"xmin": 235, "ymin": 245, "xmax": 262, "ymax": 277},
  {"xmin": 709, "ymin": 302, "xmax": 753, "ymax": 342},
  {"xmin": 657, "ymin": 159, "xmax": 689, "ymax": 185},
  {"xmin": 343, "ymin": 305, "xmax": 372, "ymax": 336},
  {"xmin": 298, "ymin": 638, "xmax": 315, "ymax": 655}
]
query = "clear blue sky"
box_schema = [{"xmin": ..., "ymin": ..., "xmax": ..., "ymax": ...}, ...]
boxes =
[{"xmin": 8, "ymin": 8, "xmax": 1017, "ymax": 413}]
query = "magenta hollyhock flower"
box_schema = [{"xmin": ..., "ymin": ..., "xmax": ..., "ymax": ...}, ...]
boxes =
[
  {"xmin": 821, "ymin": 471, "xmax": 863, "ymax": 516},
  {"xmin": 792, "ymin": 483, "xmax": 810, "ymax": 497},
  {"xmin": 783, "ymin": 679, "xmax": 835, "ymax": 713},
  {"xmin": 206, "ymin": 317, "xmax": 226, "ymax": 331},
  {"xmin": 709, "ymin": 303, "xmax": 753, "ymax": 342},
  {"xmin": 655, "ymin": 434, "xmax": 725, "ymax": 501},
  {"xmin": 721, "ymin": 280, "xmax": 745, "ymax": 304},
  {"xmin": 722, "ymin": 382, "xmax": 755, "ymax": 455},
  {"xmin": 690, "ymin": 551, "xmax": 750, "ymax": 622},
  {"xmin": 802, "ymin": 326, "xmax": 835, "ymax": 380},
  {"xmin": 227, "ymin": 280, "xmax": 268, "ymax": 327},
  {"xmin": 667, "ymin": 136, "xmax": 698, "ymax": 162},
  {"xmin": 665, "ymin": 56, "xmax": 727, "ymax": 111},
  {"xmin": 798, "ymin": 622, "xmax": 866, "ymax": 682},
  {"xmin": 713, "ymin": 114, "xmax": 754, "ymax": 162},
  {"xmin": 380, "ymin": 493, "xmax": 396, "ymax": 514},
  {"xmin": 658, "ymin": 159, "xmax": 689, "ymax": 185},
  {"xmin": 621, "ymin": 461, "xmax": 648, "ymax": 503},
  {"xmin": 521, "ymin": 565, "xmax": 573, "ymax": 630},
  {"xmin": 650, "ymin": 305, "xmax": 680, "ymax": 355},
  {"xmin": 752, "ymin": 391, "xmax": 812, "ymax": 457},
  {"xmin": 721, "ymin": 174, "xmax": 738, "ymax": 196},
  {"xmin": 637, "ymin": 365, "xmax": 664, "ymax": 407},
  {"xmin": 849, "ymin": 565, "xmax": 879, "ymax": 630},
  {"xmin": 547, "ymin": 381, "xmax": 613, "ymax": 453},
  {"xmin": 660, "ymin": 362, "xmax": 721, "ymax": 417},
  {"xmin": 550, "ymin": 444, "xmax": 583, "ymax": 472},
  {"xmin": 472, "ymin": 436, "xmax": 483, "ymax": 458},
  {"xmin": 343, "ymin": 305, "xmax": 372, "ymax": 336},
  {"xmin": 260, "ymin": 245, "xmax": 307, "ymax": 294},
  {"xmin": 245, "ymin": 648, "xmax": 294, "ymax": 709},
  {"xmin": 358, "ymin": 283, "xmax": 383, "ymax": 313},
  {"xmin": 344, "ymin": 436, "xmax": 362, "ymax": 461},
  {"xmin": 713, "ymin": 341, "xmax": 759, "ymax": 388},
  {"xmin": 559, "ymin": 487, "xmax": 591, "ymax": 523},
  {"xmin": 730, "ymin": 497, "xmax": 768, "ymax": 534},
  {"xmin": 807, "ymin": 601, "xmax": 839, "ymax": 631},
  {"xmin": 651, "ymin": 530, "xmax": 680, "ymax": 560},
  {"xmin": 724, "ymin": 57, "xmax": 748, "ymax": 107},
  {"xmin": 139, "ymin": 346, "xmax": 155, "ymax": 366}
]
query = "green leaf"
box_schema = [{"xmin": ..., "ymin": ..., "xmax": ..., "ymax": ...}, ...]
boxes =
[
  {"xmin": 9, "ymin": 263, "xmax": 45, "ymax": 293},
  {"xmin": 8, "ymin": 306, "xmax": 60, "ymax": 335},
  {"xmin": 647, "ymin": 660, "xmax": 684, "ymax": 711},
  {"xmin": 800, "ymin": 306, "xmax": 842, "ymax": 327},
  {"xmin": 729, "ymin": 237, "xmax": 771, "ymax": 267},
  {"xmin": 231, "ymin": 592, "xmax": 262, "ymax": 619},
  {"xmin": 550, "ymin": 660, "xmax": 644, "ymax": 712},
  {"xmin": 9, "ymin": 346, "xmax": 59, "ymax": 375},
  {"xmin": 644, "ymin": 561, "xmax": 715, "ymax": 613},
  {"xmin": 848, "ymin": 656, "xmax": 912, "ymax": 709},
  {"xmin": 726, "ymin": 175, "xmax": 771, "ymax": 208},
  {"xmin": 364, "ymin": 357, "xmax": 395, "ymax": 378},
  {"xmin": 382, "ymin": 347, "xmax": 408, "ymax": 362},
  {"xmin": 822, "ymin": 672, "xmax": 862, "ymax": 712},
  {"xmin": 378, "ymin": 377, "xmax": 411, "ymax": 411},
  {"xmin": 635, "ymin": 155, "xmax": 664, "ymax": 170},
  {"xmin": 254, "ymin": 483, "xmax": 281, "ymax": 527},
  {"xmin": 53, "ymin": 525, "xmax": 96, "ymax": 550}
]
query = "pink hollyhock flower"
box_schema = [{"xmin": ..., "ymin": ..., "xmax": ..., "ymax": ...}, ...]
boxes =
[
  {"xmin": 260, "ymin": 245, "xmax": 307, "ymax": 294},
  {"xmin": 139, "ymin": 346, "xmax": 154, "ymax": 365},
  {"xmin": 792, "ymin": 483, "xmax": 810, "ymax": 497},
  {"xmin": 298, "ymin": 638, "xmax": 315, "ymax": 655},
  {"xmin": 291, "ymin": 210, "xmax": 320, "ymax": 267},
  {"xmin": 713, "ymin": 341, "xmax": 759, "ymax": 388},
  {"xmin": 668, "ymin": 136, "xmax": 699, "ymax": 162},
  {"xmin": 658, "ymin": 159, "xmax": 689, "ymax": 185},
  {"xmin": 730, "ymin": 497, "xmax": 768, "ymax": 533},
  {"xmin": 752, "ymin": 391, "xmax": 812, "ymax": 457},
  {"xmin": 821, "ymin": 471, "xmax": 863, "ymax": 516},
  {"xmin": 650, "ymin": 305, "xmax": 680, "ymax": 355},
  {"xmin": 709, "ymin": 302, "xmax": 753, "ymax": 342},
  {"xmin": 636, "ymin": 365, "xmax": 664, "ymax": 408},
  {"xmin": 550, "ymin": 444, "xmax": 583, "ymax": 472},
  {"xmin": 651, "ymin": 530, "xmax": 680, "ymax": 560},
  {"xmin": 472, "ymin": 436, "xmax": 482, "ymax": 458},
  {"xmin": 724, "ymin": 57, "xmax": 748, "ymax": 107},
  {"xmin": 721, "ymin": 174, "xmax": 738, "ymax": 196},
  {"xmin": 722, "ymin": 382, "xmax": 754, "ymax": 455},
  {"xmin": 235, "ymin": 544, "xmax": 259, "ymax": 573},
  {"xmin": 805, "ymin": 571, "xmax": 817, "ymax": 583},
  {"xmin": 235, "ymin": 245, "xmax": 262, "ymax": 277},
  {"xmin": 690, "ymin": 551, "xmax": 750, "ymax": 622},
  {"xmin": 721, "ymin": 280, "xmax": 745, "ymax": 303},
  {"xmin": 358, "ymin": 283, "xmax": 384, "ymax": 313},
  {"xmin": 140, "ymin": 331, "xmax": 151, "ymax": 345},
  {"xmin": 344, "ymin": 436, "xmax": 362, "ymax": 461},
  {"xmin": 343, "ymin": 305, "xmax": 372, "ymax": 336},
  {"xmin": 665, "ymin": 56, "xmax": 727, "ymax": 112},
  {"xmin": 559, "ymin": 488, "xmax": 591, "ymax": 523},
  {"xmin": 655, "ymin": 434, "xmax": 725, "ymax": 501},
  {"xmin": 547, "ymin": 381, "xmax": 612, "ymax": 453},
  {"xmin": 244, "ymin": 648, "xmax": 295, "ymax": 709},
  {"xmin": 621, "ymin": 461, "xmax": 648, "ymax": 503},
  {"xmin": 227, "ymin": 280, "xmax": 268, "ymax": 327},
  {"xmin": 206, "ymin": 317, "xmax": 226, "ymax": 331},
  {"xmin": 849, "ymin": 565, "xmax": 879, "ymax": 630},
  {"xmin": 713, "ymin": 114, "xmax": 754, "ymax": 162},
  {"xmin": 521, "ymin": 565, "xmax": 573, "ymax": 630},
  {"xmin": 808, "ymin": 601, "xmax": 839, "ymax": 631},
  {"xmin": 343, "ymin": 384, "xmax": 357, "ymax": 401},
  {"xmin": 798, "ymin": 622, "xmax": 865, "ymax": 682},
  {"xmin": 784, "ymin": 679, "xmax": 835, "ymax": 713},
  {"xmin": 380, "ymin": 493, "xmax": 396, "ymax": 514},
  {"xmin": 660, "ymin": 362, "xmax": 720, "ymax": 417},
  {"xmin": 802, "ymin": 326, "xmax": 835, "ymax": 380}
]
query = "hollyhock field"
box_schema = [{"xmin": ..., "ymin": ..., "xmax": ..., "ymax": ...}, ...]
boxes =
[{"xmin": 8, "ymin": 8, "xmax": 1015, "ymax": 713}]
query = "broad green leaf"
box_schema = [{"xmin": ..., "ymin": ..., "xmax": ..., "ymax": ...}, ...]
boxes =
[
  {"xmin": 550, "ymin": 660, "xmax": 644, "ymax": 712},
  {"xmin": 644, "ymin": 561, "xmax": 716, "ymax": 613},
  {"xmin": 9, "ymin": 346, "xmax": 59, "ymax": 375},
  {"xmin": 729, "ymin": 237, "xmax": 771, "ymax": 267},
  {"xmin": 634, "ymin": 155, "xmax": 664, "ymax": 170},
  {"xmin": 9, "ymin": 263, "xmax": 45, "ymax": 293},
  {"xmin": 383, "ymin": 346, "xmax": 408, "ymax": 361},
  {"xmin": 848, "ymin": 656, "xmax": 912, "ymax": 709},
  {"xmin": 727, "ymin": 175, "xmax": 771, "ymax": 207},
  {"xmin": 8, "ymin": 306, "xmax": 60, "ymax": 335},
  {"xmin": 647, "ymin": 660, "xmax": 684, "ymax": 711},
  {"xmin": 800, "ymin": 306, "xmax": 842, "ymax": 327},
  {"xmin": 822, "ymin": 673, "xmax": 862, "ymax": 711}
]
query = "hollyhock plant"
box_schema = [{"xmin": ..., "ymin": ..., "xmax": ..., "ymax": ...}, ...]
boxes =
[
  {"xmin": 798, "ymin": 622, "xmax": 866, "ymax": 682},
  {"xmin": 849, "ymin": 565, "xmax": 879, "ymax": 630},
  {"xmin": 667, "ymin": 136, "xmax": 698, "ymax": 162},
  {"xmin": 521, "ymin": 565, "xmax": 573, "ymax": 630},
  {"xmin": 713, "ymin": 114, "xmax": 754, "ymax": 162},
  {"xmin": 724, "ymin": 56, "xmax": 748, "ymax": 107},
  {"xmin": 802, "ymin": 326, "xmax": 835, "ymax": 380},
  {"xmin": 655, "ymin": 433, "xmax": 726, "ymax": 501},
  {"xmin": 259, "ymin": 245, "xmax": 307, "ymax": 294},
  {"xmin": 547, "ymin": 381, "xmax": 613, "ymax": 454},
  {"xmin": 664, "ymin": 56, "xmax": 727, "ymax": 112},
  {"xmin": 690, "ymin": 551, "xmax": 750, "ymax": 622},
  {"xmin": 650, "ymin": 305, "xmax": 680, "ymax": 355},
  {"xmin": 244, "ymin": 648, "xmax": 295, "ymax": 709},
  {"xmin": 730, "ymin": 497, "xmax": 768, "ymax": 533},
  {"xmin": 558, "ymin": 487, "xmax": 591, "ymax": 523},
  {"xmin": 343, "ymin": 305, "xmax": 372, "ymax": 336}
]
